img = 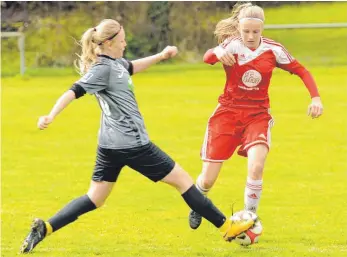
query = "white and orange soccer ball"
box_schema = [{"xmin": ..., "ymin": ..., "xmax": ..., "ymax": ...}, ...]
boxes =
[{"xmin": 231, "ymin": 210, "xmax": 263, "ymax": 246}]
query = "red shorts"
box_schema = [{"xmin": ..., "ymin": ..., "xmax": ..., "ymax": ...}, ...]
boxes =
[{"xmin": 201, "ymin": 104, "xmax": 274, "ymax": 161}]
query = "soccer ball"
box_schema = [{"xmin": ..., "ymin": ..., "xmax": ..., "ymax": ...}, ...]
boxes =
[
  {"xmin": 234, "ymin": 219, "xmax": 263, "ymax": 246},
  {"xmin": 231, "ymin": 210, "xmax": 263, "ymax": 246}
]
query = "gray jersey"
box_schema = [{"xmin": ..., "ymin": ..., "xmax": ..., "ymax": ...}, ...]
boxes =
[{"xmin": 76, "ymin": 55, "xmax": 149, "ymax": 149}]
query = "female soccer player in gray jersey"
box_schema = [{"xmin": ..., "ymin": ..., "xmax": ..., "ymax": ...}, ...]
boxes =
[{"xmin": 20, "ymin": 19, "xmax": 254, "ymax": 254}]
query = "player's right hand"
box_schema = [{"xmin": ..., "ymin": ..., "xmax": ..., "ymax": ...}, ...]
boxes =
[
  {"xmin": 160, "ymin": 46, "xmax": 178, "ymax": 60},
  {"xmin": 213, "ymin": 47, "xmax": 236, "ymax": 66},
  {"xmin": 37, "ymin": 115, "xmax": 53, "ymax": 130}
]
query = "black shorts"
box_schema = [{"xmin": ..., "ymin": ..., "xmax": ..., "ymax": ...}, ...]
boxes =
[{"xmin": 92, "ymin": 141, "xmax": 175, "ymax": 182}]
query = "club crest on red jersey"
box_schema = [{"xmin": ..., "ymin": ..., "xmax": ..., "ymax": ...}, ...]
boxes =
[{"xmin": 240, "ymin": 70, "xmax": 262, "ymax": 90}]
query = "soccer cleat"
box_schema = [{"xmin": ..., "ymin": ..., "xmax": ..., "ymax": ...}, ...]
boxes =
[
  {"xmin": 221, "ymin": 218, "xmax": 255, "ymax": 242},
  {"xmin": 189, "ymin": 210, "xmax": 202, "ymax": 229},
  {"xmin": 20, "ymin": 218, "xmax": 47, "ymax": 254}
]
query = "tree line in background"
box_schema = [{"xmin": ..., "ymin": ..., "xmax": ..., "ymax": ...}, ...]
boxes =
[{"xmin": 1, "ymin": 1, "xmax": 304, "ymax": 67}]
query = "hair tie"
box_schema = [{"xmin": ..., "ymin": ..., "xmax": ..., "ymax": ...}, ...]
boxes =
[
  {"xmin": 239, "ymin": 18, "xmax": 264, "ymax": 23},
  {"xmin": 97, "ymin": 25, "xmax": 122, "ymax": 46}
]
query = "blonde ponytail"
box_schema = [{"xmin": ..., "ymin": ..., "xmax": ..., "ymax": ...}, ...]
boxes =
[
  {"xmin": 76, "ymin": 28, "xmax": 98, "ymax": 75},
  {"xmin": 75, "ymin": 19, "xmax": 122, "ymax": 75},
  {"xmin": 214, "ymin": 3, "xmax": 265, "ymax": 44}
]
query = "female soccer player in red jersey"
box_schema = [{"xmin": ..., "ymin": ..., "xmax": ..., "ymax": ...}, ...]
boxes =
[{"xmin": 188, "ymin": 3, "xmax": 324, "ymax": 229}]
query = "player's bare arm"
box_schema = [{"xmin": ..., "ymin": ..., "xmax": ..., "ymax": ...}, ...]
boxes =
[
  {"xmin": 37, "ymin": 90, "xmax": 76, "ymax": 130},
  {"xmin": 132, "ymin": 46, "xmax": 178, "ymax": 74}
]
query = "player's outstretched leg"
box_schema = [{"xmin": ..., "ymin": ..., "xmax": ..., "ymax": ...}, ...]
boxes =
[
  {"xmin": 184, "ymin": 185, "xmax": 254, "ymax": 241},
  {"xmin": 20, "ymin": 218, "xmax": 49, "ymax": 254},
  {"xmin": 188, "ymin": 175, "xmax": 210, "ymax": 229},
  {"xmin": 188, "ymin": 164, "xmax": 222, "ymax": 230},
  {"xmin": 20, "ymin": 193, "xmax": 98, "ymax": 254}
]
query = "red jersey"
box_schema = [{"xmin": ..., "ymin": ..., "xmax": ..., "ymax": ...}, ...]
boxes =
[{"xmin": 204, "ymin": 37, "xmax": 319, "ymax": 109}]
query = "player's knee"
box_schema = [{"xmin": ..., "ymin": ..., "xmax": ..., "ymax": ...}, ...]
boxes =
[
  {"xmin": 199, "ymin": 176, "xmax": 215, "ymax": 190},
  {"xmin": 248, "ymin": 162, "xmax": 264, "ymax": 178}
]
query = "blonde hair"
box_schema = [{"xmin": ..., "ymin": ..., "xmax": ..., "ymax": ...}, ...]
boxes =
[
  {"xmin": 214, "ymin": 3, "xmax": 265, "ymax": 43},
  {"xmin": 76, "ymin": 19, "xmax": 121, "ymax": 75}
]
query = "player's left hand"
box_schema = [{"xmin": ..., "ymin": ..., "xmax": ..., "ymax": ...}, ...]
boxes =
[
  {"xmin": 307, "ymin": 97, "xmax": 323, "ymax": 119},
  {"xmin": 160, "ymin": 46, "xmax": 178, "ymax": 60}
]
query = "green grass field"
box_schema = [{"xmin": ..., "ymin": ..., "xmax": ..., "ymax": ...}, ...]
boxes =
[{"xmin": 2, "ymin": 62, "xmax": 347, "ymax": 256}]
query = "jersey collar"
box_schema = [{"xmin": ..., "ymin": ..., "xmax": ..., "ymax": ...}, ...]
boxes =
[
  {"xmin": 247, "ymin": 37, "xmax": 264, "ymax": 52},
  {"xmin": 97, "ymin": 54, "xmax": 116, "ymax": 61}
]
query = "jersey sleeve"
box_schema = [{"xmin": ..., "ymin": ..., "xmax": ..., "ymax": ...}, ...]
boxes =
[
  {"xmin": 274, "ymin": 44, "xmax": 295, "ymax": 65},
  {"xmin": 203, "ymin": 48, "xmax": 219, "ymax": 64},
  {"xmin": 221, "ymin": 37, "xmax": 239, "ymax": 54},
  {"xmin": 118, "ymin": 58, "xmax": 134, "ymax": 75},
  {"xmin": 203, "ymin": 37, "xmax": 239, "ymax": 65},
  {"xmin": 70, "ymin": 83, "xmax": 86, "ymax": 99},
  {"xmin": 275, "ymin": 46, "xmax": 320, "ymax": 98},
  {"xmin": 75, "ymin": 63, "xmax": 110, "ymax": 94}
]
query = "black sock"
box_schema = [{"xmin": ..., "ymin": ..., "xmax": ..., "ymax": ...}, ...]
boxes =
[
  {"xmin": 48, "ymin": 195, "xmax": 97, "ymax": 232},
  {"xmin": 182, "ymin": 185, "xmax": 226, "ymax": 228}
]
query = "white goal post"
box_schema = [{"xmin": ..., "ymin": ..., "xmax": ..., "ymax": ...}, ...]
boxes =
[{"xmin": 1, "ymin": 31, "xmax": 25, "ymax": 75}]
